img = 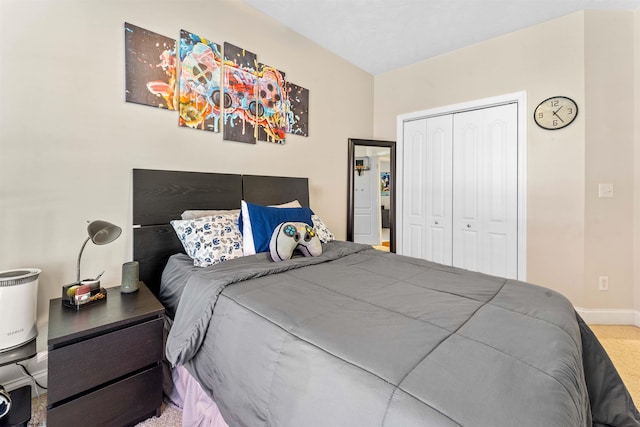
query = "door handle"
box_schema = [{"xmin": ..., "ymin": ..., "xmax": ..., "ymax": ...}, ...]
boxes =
[{"xmin": 466, "ymin": 224, "xmax": 471, "ymax": 228}]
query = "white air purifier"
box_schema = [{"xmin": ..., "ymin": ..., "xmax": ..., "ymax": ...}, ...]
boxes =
[{"xmin": 0, "ymin": 268, "xmax": 40, "ymax": 353}]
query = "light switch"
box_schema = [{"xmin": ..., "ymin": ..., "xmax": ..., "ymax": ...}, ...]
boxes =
[{"xmin": 598, "ymin": 184, "xmax": 614, "ymax": 198}]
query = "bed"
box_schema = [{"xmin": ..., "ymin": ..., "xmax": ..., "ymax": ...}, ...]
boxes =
[{"xmin": 132, "ymin": 168, "xmax": 640, "ymax": 427}]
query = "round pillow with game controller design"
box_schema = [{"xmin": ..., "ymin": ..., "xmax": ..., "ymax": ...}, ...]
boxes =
[{"xmin": 269, "ymin": 222, "xmax": 322, "ymax": 262}]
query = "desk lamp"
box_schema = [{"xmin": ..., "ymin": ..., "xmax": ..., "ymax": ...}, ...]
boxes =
[
  {"xmin": 63, "ymin": 220, "xmax": 121, "ymax": 309},
  {"xmin": 76, "ymin": 220, "xmax": 122, "ymax": 284}
]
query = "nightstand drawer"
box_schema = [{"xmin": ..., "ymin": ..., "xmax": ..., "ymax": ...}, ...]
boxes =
[
  {"xmin": 47, "ymin": 364, "xmax": 162, "ymax": 427},
  {"xmin": 48, "ymin": 317, "xmax": 163, "ymax": 404}
]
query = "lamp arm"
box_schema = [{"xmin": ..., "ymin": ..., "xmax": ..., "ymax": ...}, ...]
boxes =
[{"xmin": 76, "ymin": 236, "xmax": 91, "ymax": 284}]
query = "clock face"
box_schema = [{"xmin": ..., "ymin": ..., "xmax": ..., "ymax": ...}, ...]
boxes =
[{"xmin": 534, "ymin": 96, "xmax": 578, "ymax": 130}]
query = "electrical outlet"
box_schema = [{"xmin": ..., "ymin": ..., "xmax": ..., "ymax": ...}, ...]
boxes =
[{"xmin": 598, "ymin": 276, "xmax": 609, "ymax": 291}]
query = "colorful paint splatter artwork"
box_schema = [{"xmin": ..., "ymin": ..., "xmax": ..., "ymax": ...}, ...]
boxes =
[
  {"xmin": 124, "ymin": 23, "xmax": 177, "ymax": 110},
  {"xmin": 286, "ymin": 82, "xmax": 309, "ymax": 137},
  {"xmin": 256, "ymin": 64, "xmax": 287, "ymax": 144},
  {"xmin": 178, "ymin": 30, "xmax": 222, "ymax": 132},
  {"xmin": 124, "ymin": 23, "xmax": 310, "ymax": 142},
  {"xmin": 223, "ymin": 42, "xmax": 258, "ymax": 144}
]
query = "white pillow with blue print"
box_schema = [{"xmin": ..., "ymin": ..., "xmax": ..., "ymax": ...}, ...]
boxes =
[
  {"xmin": 171, "ymin": 214, "xmax": 243, "ymax": 267},
  {"xmin": 311, "ymin": 214, "xmax": 335, "ymax": 243}
]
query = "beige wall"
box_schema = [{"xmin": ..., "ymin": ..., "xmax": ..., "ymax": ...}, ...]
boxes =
[
  {"xmin": 374, "ymin": 10, "xmax": 638, "ymax": 311},
  {"xmin": 583, "ymin": 11, "xmax": 635, "ymax": 310},
  {"xmin": 0, "ymin": 0, "xmax": 373, "ymax": 379}
]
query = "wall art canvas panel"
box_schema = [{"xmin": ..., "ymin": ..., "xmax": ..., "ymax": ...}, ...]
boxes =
[
  {"xmin": 256, "ymin": 64, "xmax": 287, "ymax": 144},
  {"xmin": 178, "ymin": 30, "xmax": 223, "ymax": 132},
  {"xmin": 124, "ymin": 23, "xmax": 177, "ymax": 110},
  {"xmin": 286, "ymin": 82, "xmax": 309, "ymax": 137},
  {"xmin": 222, "ymin": 42, "xmax": 258, "ymax": 144}
]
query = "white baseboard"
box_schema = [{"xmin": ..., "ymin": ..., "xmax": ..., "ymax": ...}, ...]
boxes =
[
  {"xmin": 3, "ymin": 367, "xmax": 47, "ymax": 397},
  {"xmin": 575, "ymin": 307, "xmax": 640, "ymax": 327}
]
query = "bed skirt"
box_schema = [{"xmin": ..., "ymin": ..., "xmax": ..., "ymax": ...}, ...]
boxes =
[{"xmin": 166, "ymin": 364, "xmax": 230, "ymax": 427}]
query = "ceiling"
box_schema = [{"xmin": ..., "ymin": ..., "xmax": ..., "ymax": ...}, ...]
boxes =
[{"xmin": 242, "ymin": 0, "xmax": 640, "ymax": 75}]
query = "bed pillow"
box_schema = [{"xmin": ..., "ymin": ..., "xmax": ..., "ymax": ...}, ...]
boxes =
[
  {"xmin": 240, "ymin": 201, "xmax": 314, "ymax": 255},
  {"xmin": 238, "ymin": 200, "xmax": 303, "ymax": 254},
  {"xmin": 171, "ymin": 214, "xmax": 243, "ymax": 267},
  {"xmin": 181, "ymin": 200, "xmax": 300, "ymax": 220},
  {"xmin": 269, "ymin": 200, "xmax": 302, "ymax": 208},
  {"xmin": 181, "ymin": 209, "xmax": 240, "ymax": 220},
  {"xmin": 269, "ymin": 222, "xmax": 322, "ymax": 262},
  {"xmin": 311, "ymin": 214, "xmax": 335, "ymax": 243}
]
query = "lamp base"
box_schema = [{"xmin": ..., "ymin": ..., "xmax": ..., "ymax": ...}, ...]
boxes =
[{"xmin": 61, "ymin": 283, "xmax": 107, "ymax": 310}]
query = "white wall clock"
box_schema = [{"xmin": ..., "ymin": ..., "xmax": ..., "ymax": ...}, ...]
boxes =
[{"xmin": 533, "ymin": 96, "xmax": 578, "ymax": 130}]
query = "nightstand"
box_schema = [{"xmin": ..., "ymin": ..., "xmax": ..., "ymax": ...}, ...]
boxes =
[{"xmin": 46, "ymin": 282, "xmax": 164, "ymax": 427}]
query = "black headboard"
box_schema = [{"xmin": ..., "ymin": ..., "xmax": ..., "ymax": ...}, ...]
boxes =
[
  {"xmin": 242, "ymin": 174, "xmax": 309, "ymax": 207},
  {"xmin": 132, "ymin": 169, "xmax": 309, "ymax": 296}
]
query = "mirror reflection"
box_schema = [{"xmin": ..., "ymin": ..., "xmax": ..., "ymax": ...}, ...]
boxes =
[
  {"xmin": 354, "ymin": 146, "xmax": 391, "ymax": 250},
  {"xmin": 347, "ymin": 139, "xmax": 396, "ymax": 253}
]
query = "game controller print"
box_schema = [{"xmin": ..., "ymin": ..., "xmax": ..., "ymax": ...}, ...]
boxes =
[{"xmin": 270, "ymin": 222, "xmax": 323, "ymax": 262}]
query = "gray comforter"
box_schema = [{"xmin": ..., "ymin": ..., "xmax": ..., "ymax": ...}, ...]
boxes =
[{"xmin": 164, "ymin": 241, "xmax": 640, "ymax": 427}]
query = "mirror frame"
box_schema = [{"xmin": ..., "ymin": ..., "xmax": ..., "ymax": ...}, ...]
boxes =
[{"xmin": 347, "ymin": 138, "xmax": 396, "ymax": 253}]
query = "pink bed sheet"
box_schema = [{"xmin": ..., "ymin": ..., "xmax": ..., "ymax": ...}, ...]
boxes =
[{"xmin": 167, "ymin": 364, "xmax": 230, "ymax": 427}]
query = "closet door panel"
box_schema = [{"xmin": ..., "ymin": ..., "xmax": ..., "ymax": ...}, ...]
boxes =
[
  {"xmin": 488, "ymin": 232, "xmax": 508, "ymax": 278},
  {"xmin": 453, "ymin": 109, "xmax": 482, "ymax": 271},
  {"xmin": 482, "ymin": 104, "xmax": 518, "ymax": 279},
  {"xmin": 425, "ymin": 115, "xmax": 453, "ymax": 265},
  {"xmin": 409, "ymin": 224, "xmax": 425, "ymax": 258},
  {"xmin": 452, "ymin": 104, "xmax": 518, "ymax": 279},
  {"xmin": 460, "ymin": 228, "xmax": 479, "ymax": 272},
  {"xmin": 429, "ymin": 227, "xmax": 447, "ymax": 264},
  {"xmin": 402, "ymin": 119, "xmax": 428, "ymax": 258},
  {"xmin": 488, "ymin": 127, "xmax": 507, "ymax": 224}
]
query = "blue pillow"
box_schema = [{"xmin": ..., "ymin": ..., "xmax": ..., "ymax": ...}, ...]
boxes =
[{"xmin": 240, "ymin": 201, "xmax": 313, "ymax": 254}]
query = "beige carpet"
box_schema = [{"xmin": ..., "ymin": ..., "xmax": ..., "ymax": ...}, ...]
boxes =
[
  {"xmin": 590, "ymin": 325, "xmax": 640, "ymax": 406},
  {"xmin": 27, "ymin": 325, "xmax": 640, "ymax": 426},
  {"xmin": 26, "ymin": 396, "xmax": 182, "ymax": 427}
]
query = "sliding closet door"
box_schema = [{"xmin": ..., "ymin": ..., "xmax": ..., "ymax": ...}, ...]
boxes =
[{"xmin": 452, "ymin": 103, "xmax": 518, "ymax": 279}]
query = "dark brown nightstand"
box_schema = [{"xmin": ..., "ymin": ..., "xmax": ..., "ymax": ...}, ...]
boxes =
[{"xmin": 46, "ymin": 282, "xmax": 164, "ymax": 427}]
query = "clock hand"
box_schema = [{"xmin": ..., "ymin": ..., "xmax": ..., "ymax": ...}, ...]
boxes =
[{"xmin": 552, "ymin": 108, "xmax": 565, "ymax": 123}]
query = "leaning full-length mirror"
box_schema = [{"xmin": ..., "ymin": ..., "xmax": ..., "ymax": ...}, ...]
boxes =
[{"xmin": 347, "ymin": 138, "xmax": 396, "ymax": 253}]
